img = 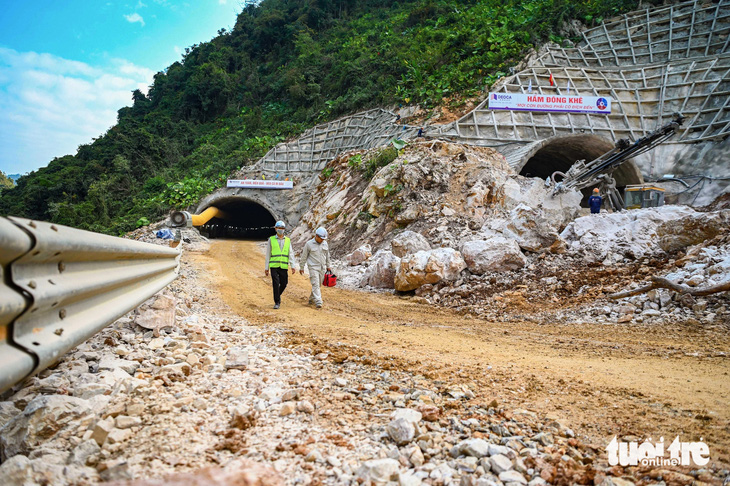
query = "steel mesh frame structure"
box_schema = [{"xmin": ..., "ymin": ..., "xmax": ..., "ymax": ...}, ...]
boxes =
[
  {"xmin": 437, "ymin": 0, "xmax": 730, "ymax": 164},
  {"xmin": 250, "ymin": 109, "xmax": 419, "ymax": 175},
  {"xmin": 240, "ymin": 0, "xmax": 728, "ymax": 177}
]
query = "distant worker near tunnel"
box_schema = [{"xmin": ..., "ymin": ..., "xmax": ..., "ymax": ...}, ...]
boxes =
[
  {"xmin": 299, "ymin": 227, "xmax": 332, "ymax": 309},
  {"xmin": 264, "ymin": 221, "xmax": 297, "ymax": 309},
  {"xmin": 589, "ymin": 188, "xmax": 603, "ymax": 214}
]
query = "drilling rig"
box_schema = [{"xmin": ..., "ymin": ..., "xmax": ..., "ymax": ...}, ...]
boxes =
[{"xmin": 550, "ymin": 113, "xmax": 685, "ymax": 211}]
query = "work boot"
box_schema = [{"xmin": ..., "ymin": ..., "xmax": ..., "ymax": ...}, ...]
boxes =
[{"xmin": 273, "ymin": 303, "xmax": 280, "ymax": 309}]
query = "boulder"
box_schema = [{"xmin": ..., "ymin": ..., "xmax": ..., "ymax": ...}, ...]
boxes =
[
  {"xmin": 461, "ymin": 237, "xmax": 527, "ymax": 274},
  {"xmin": 346, "ymin": 244, "xmax": 372, "ymax": 265},
  {"xmin": 496, "ymin": 205, "xmax": 560, "ymax": 251},
  {"xmin": 501, "ymin": 177, "xmax": 581, "ymax": 223},
  {"xmin": 657, "ymin": 210, "xmax": 730, "ymax": 252},
  {"xmin": 394, "ymin": 205, "xmax": 420, "ymax": 225},
  {"xmin": 1, "ymin": 395, "xmax": 92, "ymax": 460},
  {"xmin": 560, "ymin": 205, "xmax": 698, "ymax": 261},
  {"xmin": 395, "ymin": 248, "xmax": 466, "ymax": 291},
  {"xmin": 363, "ymin": 250, "xmax": 401, "ymax": 288},
  {"xmin": 391, "ymin": 230, "xmax": 430, "ymax": 258}
]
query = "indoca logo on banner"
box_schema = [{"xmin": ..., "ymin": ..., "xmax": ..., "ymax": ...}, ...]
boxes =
[{"xmin": 488, "ymin": 92, "xmax": 612, "ymax": 114}]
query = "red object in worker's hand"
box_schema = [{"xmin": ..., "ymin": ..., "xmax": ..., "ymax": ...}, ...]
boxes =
[{"xmin": 323, "ymin": 271, "xmax": 337, "ymax": 287}]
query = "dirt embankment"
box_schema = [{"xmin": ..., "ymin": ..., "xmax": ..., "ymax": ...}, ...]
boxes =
[{"xmin": 195, "ymin": 240, "xmax": 730, "ymax": 467}]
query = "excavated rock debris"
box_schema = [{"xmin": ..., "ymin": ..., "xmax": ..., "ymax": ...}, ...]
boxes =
[{"xmin": 290, "ymin": 140, "xmax": 729, "ymax": 328}]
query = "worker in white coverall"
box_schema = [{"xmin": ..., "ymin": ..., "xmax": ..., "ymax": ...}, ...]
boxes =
[{"xmin": 299, "ymin": 227, "xmax": 331, "ymax": 309}]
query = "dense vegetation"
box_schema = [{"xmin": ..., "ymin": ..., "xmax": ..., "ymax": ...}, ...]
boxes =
[
  {"xmin": 0, "ymin": 0, "xmax": 648, "ymax": 235},
  {"xmin": 0, "ymin": 171, "xmax": 14, "ymax": 193}
]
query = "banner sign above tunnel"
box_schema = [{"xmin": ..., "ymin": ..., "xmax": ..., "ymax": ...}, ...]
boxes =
[
  {"xmin": 227, "ymin": 179, "xmax": 294, "ymax": 189},
  {"xmin": 488, "ymin": 92, "xmax": 612, "ymax": 114}
]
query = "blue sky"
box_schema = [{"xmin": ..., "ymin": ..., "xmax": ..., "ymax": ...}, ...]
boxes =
[{"xmin": 0, "ymin": 1, "xmax": 242, "ymax": 176}]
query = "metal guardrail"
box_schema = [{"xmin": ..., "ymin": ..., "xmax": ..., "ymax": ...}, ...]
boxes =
[{"xmin": 0, "ymin": 216, "xmax": 181, "ymax": 394}]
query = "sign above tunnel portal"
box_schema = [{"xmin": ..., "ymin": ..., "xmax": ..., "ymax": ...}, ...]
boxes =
[
  {"xmin": 227, "ymin": 179, "xmax": 294, "ymax": 189},
  {"xmin": 488, "ymin": 92, "xmax": 612, "ymax": 114}
]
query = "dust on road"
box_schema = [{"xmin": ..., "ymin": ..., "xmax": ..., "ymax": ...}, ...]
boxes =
[{"xmin": 192, "ymin": 239, "xmax": 730, "ymax": 464}]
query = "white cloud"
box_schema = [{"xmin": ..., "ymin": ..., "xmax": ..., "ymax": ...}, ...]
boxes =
[
  {"xmin": 124, "ymin": 13, "xmax": 145, "ymax": 26},
  {"xmin": 0, "ymin": 47, "xmax": 156, "ymax": 175}
]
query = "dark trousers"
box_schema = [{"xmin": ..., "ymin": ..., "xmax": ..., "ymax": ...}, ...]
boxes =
[{"xmin": 270, "ymin": 267, "xmax": 289, "ymax": 304}]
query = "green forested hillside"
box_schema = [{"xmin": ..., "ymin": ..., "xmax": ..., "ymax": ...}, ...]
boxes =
[
  {"xmin": 0, "ymin": 171, "xmax": 14, "ymax": 193},
  {"xmin": 0, "ymin": 0, "xmax": 648, "ymax": 235}
]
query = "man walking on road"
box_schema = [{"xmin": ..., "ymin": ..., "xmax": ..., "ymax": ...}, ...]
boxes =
[
  {"xmin": 299, "ymin": 227, "xmax": 331, "ymax": 309},
  {"xmin": 264, "ymin": 221, "xmax": 297, "ymax": 309}
]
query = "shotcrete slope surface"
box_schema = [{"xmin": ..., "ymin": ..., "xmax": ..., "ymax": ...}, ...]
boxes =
[{"xmin": 194, "ymin": 239, "xmax": 730, "ymax": 463}]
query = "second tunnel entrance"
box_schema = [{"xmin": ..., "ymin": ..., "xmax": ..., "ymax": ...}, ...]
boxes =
[{"xmin": 517, "ymin": 135, "xmax": 644, "ymax": 207}]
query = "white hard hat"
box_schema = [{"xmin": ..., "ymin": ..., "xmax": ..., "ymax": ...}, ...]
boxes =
[
  {"xmin": 274, "ymin": 221, "xmax": 286, "ymax": 228},
  {"xmin": 315, "ymin": 227, "xmax": 328, "ymax": 239}
]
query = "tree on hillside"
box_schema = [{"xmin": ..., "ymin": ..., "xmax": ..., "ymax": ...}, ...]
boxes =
[{"xmin": 0, "ymin": 171, "xmax": 15, "ymax": 193}]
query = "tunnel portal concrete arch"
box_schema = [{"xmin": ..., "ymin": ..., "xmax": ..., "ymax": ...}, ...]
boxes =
[
  {"xmin": 197, "ymin": 196, "xmax": 280, "ymax": 240},
  {"xmin": 516, "ymin": 134, "xmax": 644, "ymax": 202}
]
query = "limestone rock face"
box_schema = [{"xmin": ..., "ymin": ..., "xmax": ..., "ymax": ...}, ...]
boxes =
[
  {"xmin": 657, "ymin": 209, "xmax": 730, "ymax": 252},
  {"xmin": 1, "ymin": 395, "xmax": 92, "ymax": 460},
  {"xmin": 391, "ymin": 230, "xmax": 431, "ymax": 258},
  {"xmin": 395, "ymin": 248, "xmax": 466, "ymax": 291},
  {"xmin": 461, "ymin": 237, "xmax": 527, "ymax": 274},
  {"xmin": 363, "ymin": 250, "xmax": 401, "ymax": 288},
  {"xmin": 494, "ymin": 178, "xmax": 582, "ymax": 251},
  {"xmin": 560, "ymin": 205, "xmax": 698, "ymax": 262}
]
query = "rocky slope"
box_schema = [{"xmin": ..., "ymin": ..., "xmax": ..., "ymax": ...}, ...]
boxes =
[{"xmin": 290, "ymin": 140, "xmax": 730, "ymax": 328}]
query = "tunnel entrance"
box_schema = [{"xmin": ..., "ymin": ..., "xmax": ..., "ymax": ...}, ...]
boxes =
[
  {"xmin": 518, "ymin": 135, "xmax": 644, "ymax": 207},
  {"xmin": 199, "ymin": 198, "xmax": 276, "ymax": 240}
]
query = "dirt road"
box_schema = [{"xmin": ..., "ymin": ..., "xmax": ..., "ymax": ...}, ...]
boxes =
[{"xmin": 193, "ymin": 239, "xmax": 730, "ymax": 465}]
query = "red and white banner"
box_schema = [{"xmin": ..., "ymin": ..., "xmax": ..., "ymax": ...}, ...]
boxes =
[
  {"xmin": 488, "ymin": 92, "xmax": 611, "ymax": 114},
  {"xmin": 227, "ymin": 179, "xmax": 294, "ymax": 189}
]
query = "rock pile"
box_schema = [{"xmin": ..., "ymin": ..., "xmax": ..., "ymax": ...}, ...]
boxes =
[
  {"xmin": 292, "ymin": 140, "xmax": 581, "ymax": 292},
  {"xmin": 288, "ymin": 139, "xmax": 729, "ymax": 328}
]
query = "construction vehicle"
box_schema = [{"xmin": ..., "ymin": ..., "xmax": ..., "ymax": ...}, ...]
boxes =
[
  {"xmin": 624, "ymin": 184, "xmax": 666, "ymax": 209},
  {"xmin": 550, "ymin": 113, "xmax": 684, "ymax": 211}
]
